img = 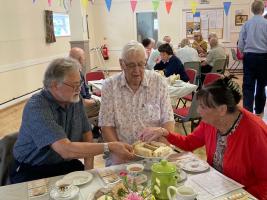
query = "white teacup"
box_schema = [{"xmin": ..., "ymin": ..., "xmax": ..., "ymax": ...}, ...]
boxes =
[
  {"xmin": 167, "ymin": 185, "xmax": 197, "ymax": 200},
  {"xmin": 55, "ymin": 179, "xmax": 73, "ymax": 198}
]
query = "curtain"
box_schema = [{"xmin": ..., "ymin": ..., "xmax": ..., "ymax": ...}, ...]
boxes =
[{"xmin": 45, "ymin": 10, "xmax": 56, "ymax": 43}]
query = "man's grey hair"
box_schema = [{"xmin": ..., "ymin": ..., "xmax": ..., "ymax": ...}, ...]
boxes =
[
  {"xmin": 180, "ymin": 38, "xmax": 190, "ymax": 48},
  {"xmin": 120, "ymin": 40, "xmax": 145, "ymax": 60},
  {"xmin": 43, "ymin": 57, "xmax": 81, "ymax": 89},
  {"xmin": 208, "ymin": 32, "xmax": 218, "ymax": 40},
  {"xmin": 210, "ymin": 37, "xmax": 219, "ymax": 48},
  {"xmin": 251, "ymin": 0, "xmax": 264, "ymax": 15}
]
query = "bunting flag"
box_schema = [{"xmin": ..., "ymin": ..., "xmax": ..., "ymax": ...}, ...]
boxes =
[
  {"xmin": 105, "ymin": 0, "xmax": 112, "ymax": 12},
  {"xmin": 165, "ymin": 0, "xmax": 173, "ymax": 14},
  {"xmin": 190, "ymin": 1, "xmax": 197, "ymax": 14},
  {"xmin": 130, "ymin": 0, "xmax": 137, "ymax": 13},
  {"xmin": 48, "ymin": 0, "xmax": 52, "ymax": 6},
  {"xmin": 33, "ymin": 0, "xmax": 36, "ymax": 3},
  {"xmin": 82, "ymin": 0, "xmax": 88, "ymax": 9},
  {"xmin": 193, "ymin": 11, "xmax": 200, "ymax": 17},
  {"xmin": 152, "ymin": 0, "xmax": 160, "ymax": 11},
  {"xmin": 223, "ymin": 2, "xmax": 231, "ymax": 16}
]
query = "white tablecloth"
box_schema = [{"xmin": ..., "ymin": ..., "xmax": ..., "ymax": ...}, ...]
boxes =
[{"xmin": 88, "ymin": 80, "xmax": 198, "ymax": 99}]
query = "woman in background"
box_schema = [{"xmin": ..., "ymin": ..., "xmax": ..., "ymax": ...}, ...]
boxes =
[
  {"xmin": 139, "ymin": 76, "xmax": 267, "ymax": 199},
  {"xmin": 154, "ymin": 43, "xmax": 189, "ymax": 82},
  {"xmin": 192, "ymin": 32, "xmax": 208, "ymax": 57}
]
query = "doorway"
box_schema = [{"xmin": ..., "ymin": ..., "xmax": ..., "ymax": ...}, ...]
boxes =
[{"xmin": 136, "ymin": 12, "xmax": 158, "ymax": 43}]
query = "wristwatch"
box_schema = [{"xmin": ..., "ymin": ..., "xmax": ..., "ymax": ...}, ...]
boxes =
[{"xmin": 103, "ymin": 143, "xmax": 110, "ymax": 159}]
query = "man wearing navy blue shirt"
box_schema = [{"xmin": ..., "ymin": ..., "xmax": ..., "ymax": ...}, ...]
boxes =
[
  {"xmin": 238, "ymin": 0, "xmax": 267, "ymax": 117},
  {"xmin": 10, "ymin": 58, "xmax": 134, "ymax": 183},
  {"xmin": 69, "ymin": 47, "xmax": 100, "ymax": 119}
]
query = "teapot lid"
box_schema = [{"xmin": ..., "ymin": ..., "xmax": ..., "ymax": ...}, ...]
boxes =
[{"xmin": 151, "ymin": 160, "xmax": 176, "ymax": 173}]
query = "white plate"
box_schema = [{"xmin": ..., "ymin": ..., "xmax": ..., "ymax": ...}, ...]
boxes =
[
  {"xmin": 63, "ymin": 171, "xmax": 93, "ymax": 186},
  {"xmin": 182, "ymin": 160, "xmax": 210, "ymax": 173},
  {"xmin": 50, "ymin": 185, "xmax": 79, "ymax": 200},
  {"xmin": 134, "ymin": 153, "xmax": 164, "ymax": 160}
]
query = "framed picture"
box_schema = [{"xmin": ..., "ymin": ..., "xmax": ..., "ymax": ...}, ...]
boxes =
[{"xmin": 235, "ymin": 15, "xmax": 248, "ymax": 26}]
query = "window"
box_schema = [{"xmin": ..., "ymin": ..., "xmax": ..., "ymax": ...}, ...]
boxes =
[{"xmin": 53, "ymin": 13, "xmax": 71, "ymax": 37}]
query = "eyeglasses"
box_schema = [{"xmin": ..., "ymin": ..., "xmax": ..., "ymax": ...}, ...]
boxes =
[
  {"xmin": 123, "ymin": 60, "xmax": 146, "ymax": 70},
  {"xmin": 62, "ymin": 80, "xmax": 84, "ymax": 91}
]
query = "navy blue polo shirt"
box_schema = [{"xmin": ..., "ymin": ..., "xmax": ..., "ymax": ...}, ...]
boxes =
[{"xmin": 13, "ymin": 89, "xmax": 91, "ymax": 166}]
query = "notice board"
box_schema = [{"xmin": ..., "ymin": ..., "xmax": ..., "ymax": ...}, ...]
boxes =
[{"xmin": 185, "ymin": 9, "xmax": 224, "ymax": 39}]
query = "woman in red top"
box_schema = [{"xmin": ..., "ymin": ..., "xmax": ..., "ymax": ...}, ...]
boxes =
[{"xmin": 139, "ymin": 76, "xmax": 267, "ymax": 199}]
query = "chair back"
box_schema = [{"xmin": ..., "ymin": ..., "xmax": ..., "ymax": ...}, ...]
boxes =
[
  {"xmin": 210, "ymin": 58, "xmax": 226, "ymax": 74},
  {"xmin": 203, "ymin": 73, "xmax": 222, "ymax": 86},
  {"xmin": 0, "ymin": 132, "xmax": 18, "ymax": 186},
  {"xmin": 231, "ymin": 48, "xmax": 238, "ymax": 61},
  {"xmin": 185, "ymin": 94, "xmax": 201, "ymax": 120},
  {"xmin": 184, "ymin": 61, "xmax": 200, "ymax": 73},
  {"xmin": 185, "ymin": 68, "xmax": 197, "ymax": 84},
  {"xmin": 86, "ymin": 71, "xmax": 105, "ymax": 82}
]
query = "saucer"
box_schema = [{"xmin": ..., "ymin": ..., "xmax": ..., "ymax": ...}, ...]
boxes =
[
  {"xmin": 182, "ymin": 160, "xmax": 210, "ymax": 173},
  {"xmin": 50, "ymin": 185, "xmax": 79, "ymax": 200},
  {"xmin": 63, "ymin": 171, "xmax": 93, "ymax": 186}
]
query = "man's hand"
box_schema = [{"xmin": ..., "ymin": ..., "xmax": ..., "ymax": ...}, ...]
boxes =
[
  {"xmin": 108, "ymin": 142, "xmax": 134, "ymax": 161},
  {"xmin": 138, "ymin": 127, "xmax": 169, "ymax": 142}
]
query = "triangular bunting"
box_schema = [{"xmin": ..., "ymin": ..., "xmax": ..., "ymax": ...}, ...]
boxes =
[
  {"xmin": 33, "ymin": 0, "xmax": 36, "ymax": 3},
  {"xmin": 48, "ymin": 0, "xmax": 52, "ymax": 6},
  {"xmin": 165, "ymin": 0, "xmax": 173, "ymax": 14},
  {"xmin": 223, "ymin": 2, "xmax": 231, "ymax": 16},
  {"xmin": 191, "ymin": 1, "xmax": 197, "ymax": 14},
  {"xmin": 152, "ymin": 0, "xmax": 160, "ymax": 11},
  {"xmin": 130, "ymin": 0, "xmax": 137, "ymax": 13},
  {"xmin": 105, "ymin": 0, "xmax": 112, "ymax": 12},
  {"xmin": 82, "ymin": 0, "xmax": 88, "ymax": 9}
]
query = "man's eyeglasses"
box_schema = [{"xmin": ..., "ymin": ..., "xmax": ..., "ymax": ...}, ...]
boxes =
[
  {"xmin": 123, "ymin": 60, "xmax": 146, "ymax": 69},
  {"xmin": 62, "ymin": 80, "xmax": 84, "ymax": 91}
]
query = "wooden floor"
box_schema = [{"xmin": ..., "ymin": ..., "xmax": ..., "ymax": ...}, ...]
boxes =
[{"xmin": 0, "ymin": 73, "xmax": 266, "ymax": 168}]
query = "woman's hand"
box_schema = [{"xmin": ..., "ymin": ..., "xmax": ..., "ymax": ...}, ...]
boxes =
[{"xmin": 138, "ymin": 127, "xmax": 169, "ymax": 142}]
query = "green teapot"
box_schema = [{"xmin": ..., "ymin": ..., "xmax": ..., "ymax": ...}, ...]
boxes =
[{"xmin": 151, "ymin": 160, "xmax": 178, "ymax": 200}]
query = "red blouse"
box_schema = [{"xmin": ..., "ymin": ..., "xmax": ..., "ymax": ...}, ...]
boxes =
[{"xmin": 166, "ymin": 108, "xmax": 267, "ymax": 199}]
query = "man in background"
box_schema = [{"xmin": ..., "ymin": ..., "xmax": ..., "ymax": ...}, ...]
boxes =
[
  {"xmin": 69, "ymin": 47, "xmax": 101, "ymax": 137},
  {"xmin": 238, "ymin": 0, "xmax": 267, "ymax": 117}
]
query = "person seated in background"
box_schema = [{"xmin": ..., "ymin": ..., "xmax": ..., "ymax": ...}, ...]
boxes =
[
  {"xmin": 163, "ymin": 35, "xmax": 172, "ymax": 44},
  {"xmin": 154, "ymin": 43, "xmax": 189, "ymax": 82},
  {"xmin": 10, "ymin": 58, "xmax": 134, "ymax": 183},
  {"xmin": 176, "ymin": 38, "xmax": 200, "ymax": 64},
  {"xmin": 146, "ymin": 41, "xmax": 163, "ymax": 70},
  {"xmin": 207, "ymin": 32, "xmax": 218, "ymax": 43},
  {"xmin": 139, "ymin": 76, "xmax": 267, "ymax": 200},
  {"xmin": 98, "ymin": 41, "xmax": 174, "ymax": 166},
  {"xmin": 142, "ymin": 38, "xmax": 155, "ymax": 58},
  {"xmin": 192, "ymin": 32, "xmax": 208, "ymax": 56},
  {"xmin": 69, "ymin": 48, "xmax": 100, "ymax": 124},
  {"xmin": 201, "ymin": 37, "xmax": 226, "ymax": 76}
]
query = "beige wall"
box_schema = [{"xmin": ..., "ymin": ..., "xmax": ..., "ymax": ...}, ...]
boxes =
[
  {"xmin": 88, "ymin": 0, "xmax": 253, "ymax": 70},
  {"xmin": 0, "ymin": 1, "xmax": 70, "ymax": 105},
  {"xmin": 1, "ymin": 0, "xmax": 254, "ymax": 107}
]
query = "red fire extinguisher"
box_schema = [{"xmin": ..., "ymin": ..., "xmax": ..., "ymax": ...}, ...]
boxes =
[{"xmin": 101, "ymin": 44, "xmax": 109, "ymax": 60}]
